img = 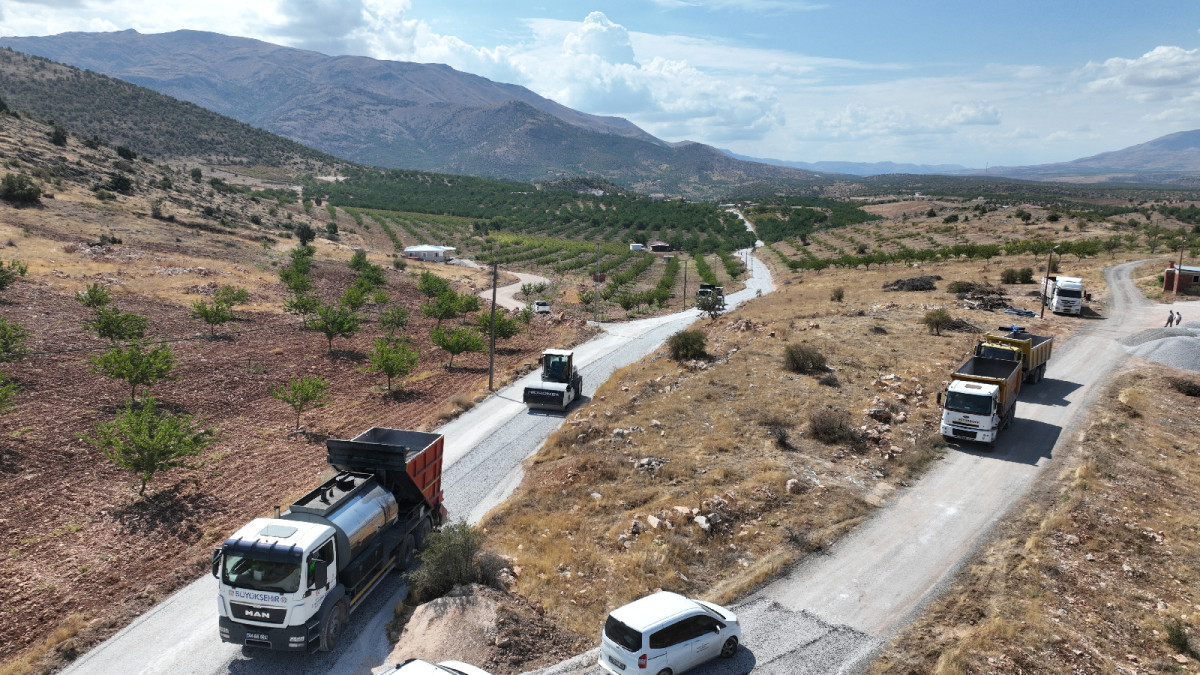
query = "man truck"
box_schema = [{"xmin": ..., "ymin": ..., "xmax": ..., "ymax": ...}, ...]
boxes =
[
  {"xmin": 523, "ymin": 348, "xmax": 583, "ymax": 411},
  {"xmin": 696, "ymin": 283, "xmax": 725, "ymax": 309},
  {"xmin": 1041, "ymin": 275, "xmax": 1084, "ymax": 315},
  {"xmin": 973, "ymin": 327, "xmax": 1054, "ymax": 384},
  {"xmin": 938, "ymin": 356, "xmax": 1023, "ymax": 446},
  {"xmin": 212, "ymin": 427, "xmax": 446, "ymax": 652}
]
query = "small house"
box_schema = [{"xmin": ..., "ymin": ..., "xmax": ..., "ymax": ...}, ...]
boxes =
[
  {"xmin": 629, "ymin": 243, "xmax": 644, "ymax": 251},
  {"xmin": 404, "ymin": 245, "xmax": 457, "ymax": 262},
  {"xmin": 1163, "ymin": 262, "xmax": 1200, "ymax": 294},
  {"xmin": 648, "ymin": 240, "xmax": 672, "ymax": 253}
]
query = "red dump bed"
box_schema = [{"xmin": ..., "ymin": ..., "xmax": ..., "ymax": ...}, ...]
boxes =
[{"xmin": 325, "ymin": 428, "xmax": 445, "ymax": 520}]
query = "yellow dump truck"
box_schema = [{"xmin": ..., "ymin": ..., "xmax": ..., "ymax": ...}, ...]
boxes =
[
  {"xmin": 939, "ymin": 356, "xmax": 1023, "ymax": 446},
  {"xmin": 973, "ymin": 327, "xmax": 1054, "ymax": 384}
]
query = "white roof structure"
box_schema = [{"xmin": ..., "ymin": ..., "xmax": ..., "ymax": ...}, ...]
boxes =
[{"xmin": 404, "ymin": 245, "xmax": 456, "ymax": 253}]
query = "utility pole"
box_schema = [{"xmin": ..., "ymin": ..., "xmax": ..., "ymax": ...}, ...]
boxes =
[
  {"xmin": 593, "ymin": 241, "xmax": 601, "ymax": 325},
  {"xmin": 488, "ymin": 259, "xmax": 498, "ymax": 390},
  {"xmin": 682, "ymin": 257, "xmax": 689, "ymax": 309},
  {"xmin": 1040, "ymin": 245, "xmax": 1058, "ymax": 319}
]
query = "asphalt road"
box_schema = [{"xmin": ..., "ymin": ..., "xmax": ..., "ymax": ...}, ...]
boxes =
[
  {"xmin": 61, "ymin": 251, "xmax": 774, "ymax": 675},
  {"xmin": 526, "ymin": 259, "xmax": 1168, "ymax": 675}
]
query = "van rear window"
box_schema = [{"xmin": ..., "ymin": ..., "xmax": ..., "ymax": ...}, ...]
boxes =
[{"xmin": 604, "ymin": 616, "xmax": 642, "ymax": 652}]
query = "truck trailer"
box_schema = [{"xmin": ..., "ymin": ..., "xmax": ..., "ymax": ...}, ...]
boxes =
[
  {"xmin": 1041, "ymin": 275, "xmax": 1084, "ymax": 315},
  {"xmin": 212, "ymin": 428, "xmax": 446, "ymax": 652},
  {"xmin": 938, "ymin": 356, "xmax": 1023, "ymax": 446},
  {"xmin": 974, "ymin": 327, "xmax": 1054, "ymax": 384}
]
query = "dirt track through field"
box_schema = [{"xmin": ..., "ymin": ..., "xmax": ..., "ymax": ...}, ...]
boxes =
[{"xmin": 525, "ymin": 260, "xmax": 1184, "ymax": 675}]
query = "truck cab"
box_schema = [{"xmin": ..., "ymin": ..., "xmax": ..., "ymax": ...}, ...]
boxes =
[
  {"xmin": 696, "ymin": 284, "xmax": 725, "ymax": 308},
  {"xmin": 215, "ymin": 518, "xmax": 339, "ymax": 651},
  {"xmin": 939, "ymin": 380, "xmax": 1002, "ymax": 445},
  {"xmin": 1042, "ymin": 275, "xmax": 1084, "ymax": 315}
]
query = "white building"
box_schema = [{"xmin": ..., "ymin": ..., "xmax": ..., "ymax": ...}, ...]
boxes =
[
  {"xmin": 404, "ymin": 245, "xmax": 457, "ymax": 262},
  {"xmin": 629, "ymin": 243, "xmax": 644, "ymax": 251}
]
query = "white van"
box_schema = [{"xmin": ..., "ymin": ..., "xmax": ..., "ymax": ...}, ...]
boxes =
[{"xmin": 598, "ymin": 591, "xmax": 741, "ymax": 675}]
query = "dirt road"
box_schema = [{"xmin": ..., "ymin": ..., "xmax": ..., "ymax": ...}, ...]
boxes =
[
  {"xmin": 61, "ymin": 252, "xmax": 772, "ymax": 675},
  {"xmin": 526, "ymin": 260, "xmax": 1168, "ymax": 675},
  {"xmin": 478, "ymin": 271, "xmax": 551, "ymax": 311}
]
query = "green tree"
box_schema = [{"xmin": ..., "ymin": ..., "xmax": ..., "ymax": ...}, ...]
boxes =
[
  {"xmin": 309, "ymin": 302, "xmax": 362, "ymax": 351},
  {"xmin": 50, "ymin": 125, "xmax": 67, "ymax": 146},
  {"xmin": 190, "ymin": 168, "xmax": 202, "ymax": 182},
  {"xmin": 89, "ymin": 343, "xmax": 177, "ymax": 399},
  {"xmin": 0, "ymin": 372, "xmax": 18, "ymax": 415},
  {"xmin": 75, "ymin": 283, "xmax": 112, "ymax": 308},
  {"xmin": 366, "ymin": 338, "xmax": 420, "ymax": 393},
  {"xmin": 422, "ymin": 292, "xmax": 462, "ymax": 328},
  {"xmin": 340, "ymin": 285, "xmax": 368, "ymax": 311},
  {"xmin": 696, "ymin": 293, "xmax": 724, "ymax": 320},
  {"xmin": 476, "ymin": 310, "xmax": 521, "ymax": 340},
  {"xmin": 284, "ymin": 292, "xmax": 320, "ymax": 317},
  {"xmin": 87, "ymin": 305, "xmax": 150, "ymax": 343},
  {"xmin": 213, "ymin": 285, "xmax": 250, "ymax": 307},
  {"xmin": 86, "ymin": 395, "xmax": 215, "ymax": 496},
  {"xmin": 380, "ymin": 305, "xmax": 411, "ymax": 338},
  {"xmin": 921, "ymin": 308, "xmax": 954, "ymax": 336},
  {"xmin": 0, "ymin": 316, "xmax": 29, "ymax": 362},
  {"xmin": 417, "ymin": 271, "xmax": 452, "ymax": 298},
  {"xmin": 0, "ymin": 174, "xmax": 40, "ymax": 205},
  {"xmin": 190, "ymin": 299, "xmax": 235, "ymax": 336},
  {"xmin": 271, "ymin": 375, "xmax": 329, "ymax": 431},
  {"xmin": 456, "ymin": 293, "xmax": 482, "ymax": 315},
  {"xmin": 295, "ymin": 222, "xmax": 316, "ymax": 247},
  {"xmin": 431, "ymin": 326, "xmax": 484, "ymax": 368}
]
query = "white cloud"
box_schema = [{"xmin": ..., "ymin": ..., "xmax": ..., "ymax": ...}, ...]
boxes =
[
  {"xmin": 946, "ymin": 102, "xmax": 1001, "ymax": 125},
  {"xmin": 647, "ymin": 0, "xmax": 826, "ymax": 11},
  {"xmin": 1087, "ymin": 46, "xmax": 1200, "ymax": 92}
]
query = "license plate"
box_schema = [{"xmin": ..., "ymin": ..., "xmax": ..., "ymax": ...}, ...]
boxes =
[
  {"xmin": 607, "ymin": 654, "xmax": 626, "ymax": 670},
  {"xmin": 247, "ymin": 632, "xmax": 269, "ymax": 641},
  {"xmin": 952, "ymin": 429, "xmax": 977, "ymax": 439}
]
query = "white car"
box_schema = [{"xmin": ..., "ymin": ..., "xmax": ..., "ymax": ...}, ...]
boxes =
[
  {"xmin": 598, "ymin": 591, "xmax": 741, "ymax": 675},
  {"xmin": 531, "ymin": 300, "xmax": 551, "ymax": 314},
  {"xmin": 381, "ymin": 658, "xmax": 492, "ymax": 675}
]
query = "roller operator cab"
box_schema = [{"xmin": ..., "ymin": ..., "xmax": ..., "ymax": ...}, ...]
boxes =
[
  {"xmin": 523, "ymin": 349, "xmax": 583, "ymax": 411},
  {"xmin": 213, "ymin": 428, "xmax": 445, "ymax": 652}
]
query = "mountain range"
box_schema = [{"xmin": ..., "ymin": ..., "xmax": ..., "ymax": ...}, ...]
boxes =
[{"xmin": 0, "ymin": 29, "xmax": 824, "ymax": 198}]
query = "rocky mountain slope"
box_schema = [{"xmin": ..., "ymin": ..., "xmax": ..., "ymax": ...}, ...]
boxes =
[{"xmin": 0, "ymin": 30, "xmax": 824, "ymax": 198}]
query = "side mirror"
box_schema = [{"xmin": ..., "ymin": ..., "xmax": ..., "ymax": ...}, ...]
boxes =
[
  {"xmin": 936, "ymin": 392, "xmax": 943, "ymax": 406},
  {"xmin": 311, "ymin": 560, "xmax": 329, "ymax": 588},
  {"xmin": 211, "ymin": 548, "xmax": 222, "ymax": 579}
]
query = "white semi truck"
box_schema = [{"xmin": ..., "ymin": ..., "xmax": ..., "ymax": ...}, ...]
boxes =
[
  {"xmin": 212, "ymin": 428, "xmax": 446, "ymax": 652},
  {"xmin": 1040, "ymin": 275, "xmax": 1084, "ymax": 315}
]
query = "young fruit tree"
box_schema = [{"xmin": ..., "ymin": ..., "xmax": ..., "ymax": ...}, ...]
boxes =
[
  {"xmin": 431, "ymin": 326, "xmax": 484, "ymax": 368},
  {"xmin": 87, "ymin": 306, "xmax": 150, "ymax": 343},
  {"xmin": 86, "ymin": 395, "xmax": 215, "ymax": 496},
  {"xmin": 366, "ymin": 338, "xmax": 420, "ymax": 394},
  {"xmin": 0, "ymin": 316, "xmax": 29, "ymax": 362},
  {"xmin": 89, "ymin": 343, "xmax": 177, "ymax": 400},
  {"xmin": 308, "ymin": 302, "xmax": 362, "ymax": 352},
  {"xmin": 271, "ymin": 375, "xmax": 330, "ymax": 431}
]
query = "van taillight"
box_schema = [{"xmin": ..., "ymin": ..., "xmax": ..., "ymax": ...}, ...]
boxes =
[{"xmin": 638, "ymin": 654, "xmax": 647, "ymax": 669}]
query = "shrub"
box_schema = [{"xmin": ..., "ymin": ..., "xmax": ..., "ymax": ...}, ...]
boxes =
[
  {"xmin": 818, "ymin": 373, "xmax": 840, "ymax": 387},
  {"xmin": 783, "ymin": 344, "xmax": 826, "ymax": 373},
  {"xmin": 1168, "ymin": 377, "xmax": 1200, "ymax": 398},
  {"xmin": 667, "ymin": 329, "xmax": 707, "ymax": 361},
  {"xmin": 0, "ymin": 173, "xmax": 41, "ymax": 205},
  {"xmin": 407, "ymin": 521, "xmax": 490, "ymax": 603},
  {"xmin": 0, "ymin": 316, "xmax": 29, "ymax": 361},
  {"xmin": 1018, "ymin": 267, "xmax": 1035, "ymax": 284},
  {"xmin": 50, "ymin": 125, "xmax": 68, "ymax": 146},
  {"xmin": 921, "ymin": 308, "xmax": 954, "ymax": 336},
  {"xmin": 1000, "ymin": 268, "xmax": 1020, "ymax": 284},
  {"xmin": 946, "ymin": 280, "xmax": 976, "ymax": 294},
  {"xmin": 830, "ymin": 286, "xmax": 845, "ymax": 302},
  {"xmin": 294, "ymin": 222, "xmax": 316, "ymax": 247},
  {"xmin": 808, "ymin": 408, "xmax": 862, "ymax": 447}
]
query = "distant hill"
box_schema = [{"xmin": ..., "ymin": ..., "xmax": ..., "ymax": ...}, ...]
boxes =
[
  {"xmin": 723, "ymin": 150, "xmax": 970, "ymax": 177},
  {"xmin": 0, "ymin": 30, "xmax": 824, "ymax": 199},
  {"xmin": 970, "ymin": 130, "xmax": 1200, "ymax": 186},
  {"xmin": 0, "ymin": 47, "xmax": 343, "ymax": 173}
]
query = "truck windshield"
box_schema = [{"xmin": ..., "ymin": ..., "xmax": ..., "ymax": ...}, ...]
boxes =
[
  {"xmin": 1057, "ymin": 288, "xmax": 1082, "ymax": 298},
  {"xmin": 223, "ymin": 552, "xmax": 301, "ymax": 594},
  {"xmin": 944, "ymin": 391, "xmax": 992, "ymax": 416}
]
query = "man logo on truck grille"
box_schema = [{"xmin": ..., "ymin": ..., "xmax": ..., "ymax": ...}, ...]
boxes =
[{"xmin": 231, "ymin": 603, "xmax": 286, "ymax": 623}]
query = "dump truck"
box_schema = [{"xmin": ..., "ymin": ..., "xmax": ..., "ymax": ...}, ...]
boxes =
[
  {"xmin": 523, "ymin": 348, "xmax": 583, "ymax": 411},
  {"xmin": 696, "ymin": 283, "xmax": 725, "ymax": 308},
  {"xmin": 213, "ymin": 428, "xmax": 446, "ymax": 652},
  {"xmin": 938, "ymin": 356, "xmax": 1023, "ymax": 446},
  {"xmin": 974, "ymin": 326, "xmax": 1054, "ymax": 384},
  {"xmin": 1041, "ymin": 275, "xmax": 1084, "ymax": 315}
]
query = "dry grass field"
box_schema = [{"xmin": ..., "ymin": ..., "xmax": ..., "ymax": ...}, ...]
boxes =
[
  {"xmin": 478, "ymin": 244, "xmax": 1132, "ymax": 640},
  {"xmin": 872, "ymin": 364, "xmax": 1200, "ymax": 674}
]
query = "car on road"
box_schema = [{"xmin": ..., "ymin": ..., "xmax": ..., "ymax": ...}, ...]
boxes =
[
  {"xmin": 381, "ymin": 658, "xmax": 492, "ymax": 675},
  {"xmin": 598, "ymin": 591, "xmax": 740, "ymax": 675},
  {"xmin": 531, "ymin": 300, "xmax": 551, "ymax": 314}
]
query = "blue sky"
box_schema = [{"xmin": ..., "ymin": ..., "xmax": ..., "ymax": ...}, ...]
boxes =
[{"xmin": 3, "ymin": 0, "xmax": 1200, "ymax": 168}]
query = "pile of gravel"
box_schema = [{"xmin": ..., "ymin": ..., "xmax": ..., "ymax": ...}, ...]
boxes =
[{"xmin": 1123, "ymin": 321, "xmax": 1200, "ymax": 372}]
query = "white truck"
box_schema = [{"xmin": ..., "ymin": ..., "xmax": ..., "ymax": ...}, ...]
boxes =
[
  {"xmin": 212, "ymin": 428, "xmax": 446, "ymax": 652},
  {"xmin": 1040, "ymin": 275, "xmax": 1084, "ymax": 315}
]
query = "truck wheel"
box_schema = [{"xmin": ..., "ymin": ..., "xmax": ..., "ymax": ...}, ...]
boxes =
[
  {"xmin": 318, "ymin": 600, "xmax": 347, "ymax": 652},
  {"xmin": 399, "ymin": 534, "xmax": 416, "ymax": 567},
  {"xmin": 415, "ymin": 517, "xmax": 433, "ymax": 548}
]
